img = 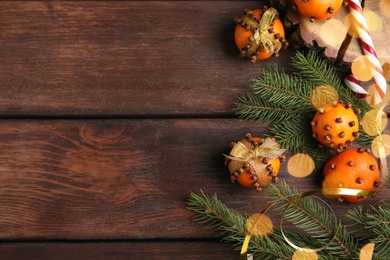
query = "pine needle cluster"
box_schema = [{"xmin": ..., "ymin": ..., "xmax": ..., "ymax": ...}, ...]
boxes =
[
  {"xmin": 187, "ymin": 182, "xmax": 390, "ymax": 259},
  {"xmin": 234, "ymin": 50, "xmax": 372, "ymax": 169}
]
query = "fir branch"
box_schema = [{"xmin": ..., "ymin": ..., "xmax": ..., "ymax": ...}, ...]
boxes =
[
  {"xmin": 235, "ymin": 93, "xmax": 303, "ymax": 123},
  {"xmin": 250, "ymin": 67, "xmax": 314, "ymax": 111},
  {"xmin": 291, "ymin": 50, "xmax": 371, "ymax": 116},
  {"xmin": 187, "ymin": 183, "xmax": 390, "ymax": 259},
  {"xmin": 268, "ymin": 116, "xmax": 329, "ymax": 170},
  {"xmin": 234, "ymin": 50, "xmax": 375, "ymax": 167},
  {"xmin": 267, "ymin": 115, "xmax": 313, "ymax": 151},
  {"xmin": 297, "ymin": 146, "xmax": 330, "ymax": 170},
  {"xmin": 347, "ymin": 202, "xmax": 390, "ymax": 258},
  {"xmin": 187, "ymin": 190, "xmax": 339, "ymax": 259},
  {"xmin": 356, "ymin": 128, "xmax": 375, "ymax": 147},
  {"xmin": 291, "ymin": 51, "xmax": 350, "ymax": 102},
  {"xmin": 186, "ymin": 191, "xmax": 298, "ymax": 259},
  {"xmin": 266, "ymin": 182, "xmax": 359, "ymax": 259}
]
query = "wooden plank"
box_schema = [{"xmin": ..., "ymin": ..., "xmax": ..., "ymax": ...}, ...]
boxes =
[
  {"xmin": 0, "ymin": 241, "xmax": 238, "ymax": 260},
  {"xmin": 0, "ymin": 1, "xmax": 292, "ymax": 117},
  {"xmin": 0, "ymin": 119, "xmax": 389, "ymax": 240}
]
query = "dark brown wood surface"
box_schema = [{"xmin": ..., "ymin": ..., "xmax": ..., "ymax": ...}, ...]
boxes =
[{"xmin": 0, "ymin": 1, "xmax": 389, "ymax": 259}]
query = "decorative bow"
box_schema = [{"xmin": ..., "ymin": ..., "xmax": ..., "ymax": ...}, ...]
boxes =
[{"xmin": 225, "ymin": 137, "xmax": 285, "ymax": 162}]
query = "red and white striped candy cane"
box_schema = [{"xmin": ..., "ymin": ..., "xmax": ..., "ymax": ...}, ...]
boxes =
[
  {"xmin": 347, "ymin": 0, "xmax": 386, "ymax": 104},
  {"xmin": 345, "ymin": 74, "xmax": 368, "ymax": 99}
]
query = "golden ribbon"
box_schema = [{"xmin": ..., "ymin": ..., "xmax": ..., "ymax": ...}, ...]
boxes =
[
  {"xmin": 225, "ymin": 137, "xmax": 285, "ymax": 163},
  {"xmin": 255, "ymin": 7, "xmax": 278, "ymax": 54}
]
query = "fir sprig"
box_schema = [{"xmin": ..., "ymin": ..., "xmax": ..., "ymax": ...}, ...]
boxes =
[
  {"xmin": 235, "ymin": 93, "xmax": 303, "ymax": 123},
  {"xmin": 186, "ymin": 191, "xmax": 298, "ymax": 259},
  {"xmin": 347, "ymin": 202, "xmax": 390, "ymax": 259},
  {"xmin": 292, "ymin": 51, "xmax": 364, "ymax": 110},
  {"xmin": 187, "ymin": 189, "xmax": 336, "ymax": 259},
  {"xmin": 251, "ymin": 67, "xmax": 314, "ymax": 111},
  {"xmin": 234, "ymin": 50, "xmax": 374, "ymax": 169},
  {"xmin": 187, "ymin": 182, "xmax": 390, "ymax": 259},
  {"xmin": 266, "ymin": 182, "xmax": 359, "ymax": 259}
]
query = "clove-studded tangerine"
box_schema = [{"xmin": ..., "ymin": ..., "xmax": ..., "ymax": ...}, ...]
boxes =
[
  {"xmin": 322, "ymin": 147, "xmax": 381, "ymax": 203},
  {"xmin": 224, "ymin": 133, "xmax": 286, "ymax": 192},
  {"xmin": 234, "ymin": 7, "xmax": 288, "ymax": 63},
  {"xmin": 311, "ymin": 101, "xmax": 360, "ymax": 150},
  {"xmin": 293, "ymin": 0, "xmax": 344, "ymax": 22}
]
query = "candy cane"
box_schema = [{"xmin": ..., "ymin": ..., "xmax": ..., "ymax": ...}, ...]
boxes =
[
  {"xmin": 347, "ymin": 0, "xmax": 386, "ymax": 104},
  {"xmin": 345, "ymin": 74, "xmax": 368, "ymax": 99}
]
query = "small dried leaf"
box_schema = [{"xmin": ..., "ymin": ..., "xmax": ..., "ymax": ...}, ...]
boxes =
[{"xmin": 311, "ymin": 85, "xmax": 339, "ymax": 111}]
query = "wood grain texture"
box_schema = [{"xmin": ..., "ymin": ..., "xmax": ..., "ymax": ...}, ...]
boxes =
[
  {"xmin": 0, "ymin": 241, "xmax": 238, "ymax": 260},
  {"xmin": 0, "ymin": 119, "xmax": 389, "ymax": 241},
  {"xmin": 1, "ymin": 1, "xmax": 390, "ymax": 258},
  {"xmin": 0, "ymin": 119, "xmax": 267, "ymax": 240},
  {"xmin": 0, "ymin": 1, "xmax": 295, "ymax": 117}
]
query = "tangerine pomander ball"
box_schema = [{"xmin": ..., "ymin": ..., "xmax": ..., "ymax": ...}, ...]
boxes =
[
  {"xmin": 311, "ymin": 102, "xmax": 360, "ymax": 150},
  {"xmin": 225, "ymin": 133, "xmax": 286, "ymax": 192},
  {"xmin": 294, "ymin": 0, "xmax": 344, "ymax": 22},
  {"xmin": 322, "ymin": 148, "xmax": 381, "ymax": 203},
  {"xmin": 234, "ymin": 7, "xmax": 288, "ymax": 62}
]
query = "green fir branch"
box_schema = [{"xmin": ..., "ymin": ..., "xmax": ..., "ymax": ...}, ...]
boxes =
[
  {"xmin": 356, "ymin": 128, "xmax": 375, "ymax": 147},
  {"xmin": 250, "ymin": 67, "xmax": 314, "ymax": 111},
  {"xmin": 291, "ymin": 51, "xmax": 345, "ymax": 95},
  {"xmin": 297, "ymin": 146, "xmax": 331, "ymax": 170},
  {"xmin": 291, "ymin": 50, "xmax": 371, "ymax": 116},
  {"xmin": 266, "ymin": 182, "xmax": 359, "ymax": 259},
  {"xmin": 234, "ymin": 50, "xmax": 376, "ymax": 168},
  {"xmin": 187, "ymin": 182, "xmax": 390, "ymax": 259},
  {"xmin": 187, "ymin": 190, "xmax": 338, "ymax": 259},
  {"xmin": 235, "ymin": 93, "xmax": 304, "ymax": 123},
  {"xmin": 347, "ymin": 202, "xmax": 390, "ymax": 259},
  {"xmin": 186, "ymin": 191, "xmax": 298, "ymax": 259},
  {"xmin": 267, "ymin": 115, "xmax": 313, "ymax": 151},
  {"xmin": 266, "ymin": 109, "xmax": 329, "ymax": 170}
]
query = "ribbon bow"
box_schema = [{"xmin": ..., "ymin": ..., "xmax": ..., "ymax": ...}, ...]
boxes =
[{"xmin": 225, "ymin": 137, "xmax": 285, "ymax": 162}]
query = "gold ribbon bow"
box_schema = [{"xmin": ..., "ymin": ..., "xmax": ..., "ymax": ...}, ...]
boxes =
[{"xmin": 225, "ymin": 137, "xmax": 285, "ymax": 162}]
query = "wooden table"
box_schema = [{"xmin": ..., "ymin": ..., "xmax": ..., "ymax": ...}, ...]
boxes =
[{"xmin": 1, "ymin": 1, "xmax": 389, "ymax": 259}]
